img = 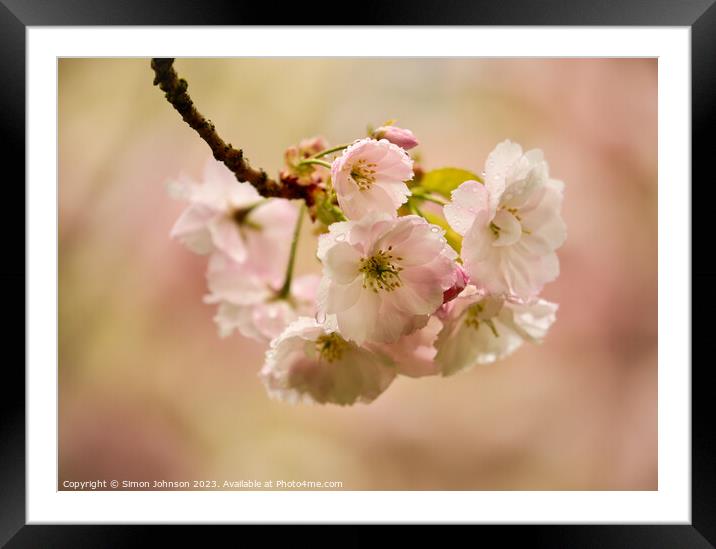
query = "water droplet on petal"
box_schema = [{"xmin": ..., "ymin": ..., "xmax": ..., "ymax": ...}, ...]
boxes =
[
  {"xmin": 335, "ymin": 234, "xmax": 346, "ymax": 242},
  {"xmin": 431, "ymin": 226, "xmax": 440, "ymax": 233},
  {"xmin": 315, "ymin": 311, "xmax": 326, "ymax": 324}
]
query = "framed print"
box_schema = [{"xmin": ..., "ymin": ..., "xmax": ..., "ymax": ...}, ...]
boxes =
[{"xmin": 4, "ymin": 0, "xmax": 711, "ymax": 544}]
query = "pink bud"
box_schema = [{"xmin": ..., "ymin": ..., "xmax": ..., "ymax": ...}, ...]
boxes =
[
  {"xmin": 442, "ymin": 264, "xmax": 469, "ymax": 304},
  {"xmin": 374, "ymin": 125, "xmax": 419, "ymax": 150}
]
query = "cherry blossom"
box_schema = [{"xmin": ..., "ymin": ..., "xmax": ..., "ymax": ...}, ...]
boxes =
[
  {"xmin": 444, "ymin": 141, "xmax": 566, "ymax": 299},
  {"xmin": 317, "ymin": 213, "xmax": 458, "ymax": 344},
  {"xmin": 169, "ymin": 160, "xmax": 297, "ymax": 270},
  {"xmin": 331, "ymin": 138, "xmax": 414, "ymax": 220},
  {"xmin": 166, "ymin": 128, "xmax": 566, "ymax": 406},
  {"xmin": 260, "ymin": 317, "xmax": 396, "ymax": 405},
  {"xmin": 434, "ymin": 286, "xmax": 558, "ymax": 376}
]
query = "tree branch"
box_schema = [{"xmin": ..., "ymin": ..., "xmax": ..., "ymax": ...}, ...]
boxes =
[{"xmin": 151, "ymin": 58, "xmax": 312, "ymax": 202}]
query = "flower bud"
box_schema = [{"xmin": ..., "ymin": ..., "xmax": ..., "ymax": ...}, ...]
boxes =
[
  {"xmin": 282, "ymin": 136, "xmax": 330, "ymax": 186},
  {"xmin": 442, "ymin": 264, "xmax": 469, "ymax": 304},
  {"xmin": 373, "ymin": 125, "xmax": 419, "ymax": 150}
]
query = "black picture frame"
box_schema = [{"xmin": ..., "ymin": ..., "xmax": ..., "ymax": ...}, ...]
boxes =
[{"xmin": 3, "ymin": 0, "xmax": 710, "ymax": 545}]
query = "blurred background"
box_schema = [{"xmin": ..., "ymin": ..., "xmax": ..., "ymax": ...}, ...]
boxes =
[{"xmin": 59, "ymin": 58, "xmax": 657, "ymax": 490}]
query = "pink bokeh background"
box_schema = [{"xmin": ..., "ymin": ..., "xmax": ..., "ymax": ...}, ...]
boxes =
[{"xmin": 59, "ymin": 58, "xmax": 657, "ymax": 490}]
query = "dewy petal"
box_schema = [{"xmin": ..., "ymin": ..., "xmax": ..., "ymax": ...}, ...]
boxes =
[
  {"xmin": 323, "ymin": 242, "xmax": 362, "ymax": 285},
  {"xmin": 434, "ymin": 291, "xmax": 528, "ymax": 376},
  {"xmin": 390, "ymin": 229, "xmax": 445, "ymax": 266},
  {"xmin": 500, "ymin": 161, "xmax": 547, "ymax": 210},
  {"xmin": 260, "ymin": 317, "xmax": 396, "ymax": 406},
  {"xmin": 325, "ymin": 277, "xmax": 363, "ymax": 314},
  {"xmin": 484, "ymin": 140, "xmax": 524, "ymax": 210},
  {"xmin": 345, "ymin": 212, "xmax": 394, "ymax": 253},
  {"xmin": 374, "ymin": 180, "xmax": 411, "ymax": 208},
  {"xmin": 336, "ymin": 289, "xmax": 381, "ymax": 344},
  {"xmin": 461, "ymin": 217, "xmax": 494, "ymax": 266},
  {"xmin": 343, "ymin": 182, "xmax": 406, "ymax": 220},
  {"xmin": 317, "ymin": 221, "xmax": 352, "ymax": 261},
  {"xmin": 444, "ymin": 180, "xmax": 490, "ymax": 236}
]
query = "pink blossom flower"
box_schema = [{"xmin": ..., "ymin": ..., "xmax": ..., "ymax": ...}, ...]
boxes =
[
  {"xmin": 444, "ymin": 140, "xmax": 566, "ymax": 299},
  {"xmin": 169, "ymin": 160, "xmax": 297, "ymax": 269},
  {"xmin": 204, "ymin": 253, "xmax": 320, "ymax": 342},
  {"xmin": 331, "ymin": 138, "xmax": 414, "ymax": 220},
  {"xmin": 317, "ymin": 213, "xmax": 458, "ymax": 344},
  {"xmin": 434, "ymin": 285, "xmax": 558, "ymax": 376},
  {"xmin": 373, "ymin": 125, "xmax": 419, "ymax": 150},
  {"xmin": 260, "ymin": 317, "xmax": 396, "ymax": 405}
]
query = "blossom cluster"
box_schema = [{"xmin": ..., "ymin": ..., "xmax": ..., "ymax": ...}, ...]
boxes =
[{"xmin": 169, "ymin": 122, "xmax": 566, "ymax": 405}]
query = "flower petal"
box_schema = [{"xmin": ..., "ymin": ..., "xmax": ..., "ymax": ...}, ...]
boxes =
[{"xmin": 444, "ymin": 180, "xmax": 490, "ymax": 236}]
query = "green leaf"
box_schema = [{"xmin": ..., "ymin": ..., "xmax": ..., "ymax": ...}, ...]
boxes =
[
  {"xmin": 315, "ymin": 192, "xmax": 347, "ymax": 225},
  {"xmin": 420, "ymin": 168, "xmax": 482, "ymax": 198}
]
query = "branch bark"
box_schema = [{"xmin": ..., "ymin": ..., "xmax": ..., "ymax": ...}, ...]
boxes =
[{"xmin": 151, "ymin": 58, "xmax": 312, "ymax": 202}]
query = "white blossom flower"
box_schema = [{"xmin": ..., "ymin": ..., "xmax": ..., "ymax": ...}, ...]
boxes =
[
  {"xmin": 260, "ymin": 317, "xmax": 396, "ymax": 405},
  {"xmin": 444, "ymin": 140, "xmax": 566, "ymax": 299},
  {"xmin": 204, "ymin": 252, "xmax": 320, "ymax": 342},
  {"xmin": 317, "ymin": 213, "xmax": 458, "ymax": 344},
  {"xmin": 434, "ymin": 285, "xmax": 558, "ymax": 376},
  {"xmin": 169, "ymin": 160, "xmax": 297, "ymax": 273},
  {"xmin": 331, "ymin": 138, "xmax": 414, "ymax": 220}
]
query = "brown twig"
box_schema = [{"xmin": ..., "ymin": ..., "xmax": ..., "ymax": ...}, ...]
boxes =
[{"xmin": 151, "ymin": 58, "xmax": 312, "ymax": 202}]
